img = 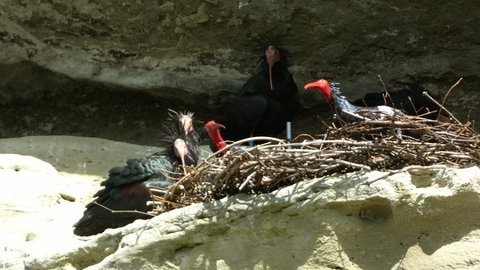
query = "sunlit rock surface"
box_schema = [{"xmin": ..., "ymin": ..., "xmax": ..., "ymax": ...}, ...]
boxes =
[{"xmin": 1, "ymin": 136, "xmax": 479, "ymax": 269}]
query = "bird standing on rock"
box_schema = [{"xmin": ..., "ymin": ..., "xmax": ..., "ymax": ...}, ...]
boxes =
[
  {"xmin": 211, "ymin": 42, "xmax": 300, "ymax": 146},
  {"xmin": 304, "ymin": 79, "xmax": 404, "ymax": 124},
  {"xmin": 73, "ymin": 109, "xmax": 199, "ymax": 236}
]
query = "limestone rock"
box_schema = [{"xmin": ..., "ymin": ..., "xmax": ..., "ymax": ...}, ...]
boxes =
[
  {"xmin": 1, "ymin": 136, "xmax": 480, "ymax": 269},
  {"xmin": 21, "ymin": 164, "xmax": 480, "ymax": 269},
  {"xmin": 76, "ymin": 166, "xmax": 479, "ymax": 270},
  {"xmin": 0, "ymin": 1, "xmax": 479, "ymax": 144}
]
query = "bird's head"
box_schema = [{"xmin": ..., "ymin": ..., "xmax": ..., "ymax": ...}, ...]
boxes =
[
  {"xmin": 178, "ymin": 113, "xmax": 194, "ymax": 135},
  {"xmin": 204, "ymin": 120, "xmax": 225, "ymax": 133},
  {"xmin": 204, "ymin": 120, "xmax": 227, "ymax": 151},
  {"xmin": 304, "ymin": 79, "xmax": 333, "ymax": 104},
  {"xmin": 167, "ymin": 109, "xmax": 195, "ymax": 136}
]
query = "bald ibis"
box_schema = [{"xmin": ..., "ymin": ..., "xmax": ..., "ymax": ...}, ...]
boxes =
[
  {"xmin": 204, "ymin": 120, "xmax": 227, "ymax": 153},
  {"xmin": 73, "ymin": 110, "xmax": 199, "ymax": 236},
  {"xmin": 216, "ymin": 43, "xmax": 300, "ymax": 142},
  {"xmin": 162, "ymin": 109, "xmax": 200, "ymax": 172},
  {"xmin": 304, "ymin": 79, "xmax": 404, "ymax": 123}
]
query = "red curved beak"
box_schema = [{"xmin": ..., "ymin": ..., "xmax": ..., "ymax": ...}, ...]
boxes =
[
  {"xmin": 205, "ymin": 120, "xmax": 225, "ymax": 130},
  {"xmin": 304, "ymin": 79, "xmax": 333, "ymax": 104},
  {"xmin": 204, "ymin": 120, "xmax": 227, "ymax": 151}
]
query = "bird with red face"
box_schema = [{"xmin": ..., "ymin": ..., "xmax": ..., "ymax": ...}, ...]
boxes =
[
  {"xmin": 304, "ymin": 79, "xmax": 404, "ymax": 124},
  {"xmin": 204, "ymin": 120, "xmax": 227, "ymax": 153}
]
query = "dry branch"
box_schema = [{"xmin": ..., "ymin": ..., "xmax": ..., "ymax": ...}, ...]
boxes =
[{"xmin": 145, "ymin": 113, "xmax": 479, "ymax": 216}]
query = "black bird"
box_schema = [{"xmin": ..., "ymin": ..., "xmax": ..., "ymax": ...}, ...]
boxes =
[
  {"xmin": 163, "ymin": 109, "xmax": 200, "ymax": 172},
  {"xmin": 217, "ymin": 42, "xmax": 300, "ymax": 142},
  {"xmin": 351, "ymin": 84, "xmax": 441, "ymax": 119},
  {"xmin": 304, "ymin": 79, "xmax": 404, "ymax": 124},
  {"xmin": 73, "ymin": 110, "xmax": 199, "ymax": 236}
]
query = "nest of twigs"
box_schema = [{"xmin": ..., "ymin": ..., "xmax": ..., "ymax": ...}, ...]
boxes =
[{"xmin": 148, "ymin": 113, "xmax": 480, "ymax": 216}]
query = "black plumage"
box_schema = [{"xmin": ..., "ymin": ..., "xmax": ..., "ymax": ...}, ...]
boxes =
[
  {"xmin": 351, "ymin": 84, "xmax": 441, "ymax": 119},
  {"xmin": 162, "ymin": 109, "xmax": 200, "ymax": 172},
  {"xmin": 218, "ymin": 42, "xmax": 300, "ymax": 142},
  {"xmin": 73, "ymin": 110, "xmax": 199, "ymax": 236}
]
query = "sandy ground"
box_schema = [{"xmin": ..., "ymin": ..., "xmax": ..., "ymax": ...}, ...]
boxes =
[{"xmin": 0, "ymin": 135, "xmax": 165, "ymax": 175}]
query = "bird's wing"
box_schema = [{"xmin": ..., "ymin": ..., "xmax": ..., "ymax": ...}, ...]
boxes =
[
  {"xmin": 220, "ymin": 95, "xmax": 268, "ymax": 141},
  {"xmin": 100, "ymin": 154, "xmax": 174, "ymax": 189},
  {"xmin": 73, "ymin": 182, "xmax": 154, "ymax": 236},
  {"xmin": 73, "ymin": 154, "xmax": 175, "ymax": 236}
]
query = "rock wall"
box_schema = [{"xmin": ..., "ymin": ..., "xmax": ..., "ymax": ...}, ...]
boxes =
[{"xmin": 0, "ymin": 1, "xmax": 479, "ymax": 144}]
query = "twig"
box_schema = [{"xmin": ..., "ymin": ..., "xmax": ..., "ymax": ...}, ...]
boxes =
[
  {"xmin": 147, "ymin": 110, "xmax": 479, "ymax": 216},
  {"xmin": 377, "ymin": 74, "xmax": 395, "ymax": 107},
  {"xmin": 325, "ymin": 158, "xmax": 372, "ymax": 171},
  {"xmin": 439, "ymin": 77, "xmax": 463, "ymax": 115},
  {"xmin": 92, "ymin": 201, "xmax": 156, "ymax": 217},
  {"xmin": 239, "ymin": 171, "xmax": 256, "ymax": 191},
  {"xmin": 422, "ymin": 91, "xmax": 462, "ymax": 124}
]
